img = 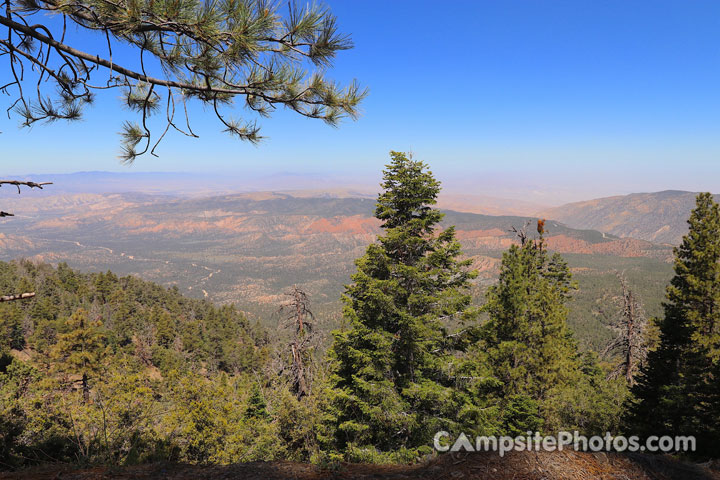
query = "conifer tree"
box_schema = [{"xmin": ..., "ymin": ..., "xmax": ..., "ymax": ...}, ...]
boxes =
[
  {"xmin": 0, "ymin": 303, "xmax": 25, "ymax": 351},
  {"xmin": 626, "ymin": 193, "xmax": 720, "ymax": 456},
  {"xmin": 152, "ymin": 306, "xmax": 176, "ymax": 348},
  {"xmin": 246, "ymin": 383, "xmax": 271, "ymax": 420},
  {"xmin": 480, "ymin": 226, "xmax": 581, "ymax": 430},
  {"xmin": 50, "ymin": 308, "xmax": 108, "ymax": 403},
  {"xmin": 93, "ymin": 271, "xmax": 116, "ymax": 303},
  {"xmin": 326, "ymin": 152, "xmax": 479, "ymax": 457}
]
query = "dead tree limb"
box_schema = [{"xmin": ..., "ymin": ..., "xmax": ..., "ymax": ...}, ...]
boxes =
[
  {"xmin": 0, "ymin": 180, "xmax": 53, "ymax": 218},
  {"xmin": 1, "ymin": 181, "xmax": 49, "ymax": 303},
  {"xmin": 509, "ymin": 220, "xmax": 532, "ymax": 246},
  {"xmin": 602, "ymin": 272, "xmax": 648, "ymax": 385},
  {"xmin": 280, "ymin": 286, "xmax": 314, "ymax": 335},
  {"xmin": 0, "ymin": 181, "xmax": 53, "ymax": 193},
  {"xmin": 0, "ymin": 292, "xmax": 36, "ymax": 302},
  {"xmin": 278, "ymin": 285, "xmax": 316, "ymax": 399}
]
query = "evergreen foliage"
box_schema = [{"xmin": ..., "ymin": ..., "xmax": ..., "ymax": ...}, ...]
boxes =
[
  {"xmin": 0, "ymin": 0, "xmax": 366, "ymax": 161},
  {"xmin": 3, "ymin": 164, "xmax": 717, "ymax": 468},
  {"xmin": 325, "ymin": 152, "xmax": 482, "ymax": 457},
  {"xmin": 0, "ymin": 259, "xmax": 280, "ymax": 467},
  {"xmin": 50, "ymin": 308, "xmax": 109, "ymax": 403},
  {"xmin": 470, "ymin": 229, "xmax": 628, "ymax": 435},
  {"xmin": 626, "ymin": 192, "xmax": 720, "ymax": 457},
  {"xmin": 479, "ymin": 231, "xmax": 582, "ymax": 428}
]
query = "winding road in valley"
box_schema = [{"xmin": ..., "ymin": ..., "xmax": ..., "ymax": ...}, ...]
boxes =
[{"xmin": 31, "ymin": 237, "xmax": 222, "ymax": 298}]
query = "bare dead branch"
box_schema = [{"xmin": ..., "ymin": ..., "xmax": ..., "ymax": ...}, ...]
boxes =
[
  {"xmin": 0, "ymin": 292, "xmax": 35, "ymax": 302},
  {"xmin": 0, "ymin": 179, "xmax": 53, "ymax": 217},
  {"xmin": 602, "ymin": 272, "xmax": 648, "ymax": 385},
  {"xmin": 277, "ymin": 285, "xmax": 316, "ymax": 399},
  {"xmin": 510, "ymin": 220, "xmax": 532, "ymax": 246},
  {"xmin": 0, "ymin": 180, "xmax": 53, "ymax": 193}
]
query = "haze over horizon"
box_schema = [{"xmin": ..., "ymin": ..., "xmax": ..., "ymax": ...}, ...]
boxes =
[
  {"xmin": 2, "ymin": 169, "xmax": 717, "ymax": 207},
  {"xmin": 2, "ymin": 1, "xmax": 719, "ymax": 201}
]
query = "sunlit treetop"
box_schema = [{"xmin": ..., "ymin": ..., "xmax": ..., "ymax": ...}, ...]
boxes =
[{"xmin": 0, "ymin": 0, "xmax": 367, "ymax": 162}]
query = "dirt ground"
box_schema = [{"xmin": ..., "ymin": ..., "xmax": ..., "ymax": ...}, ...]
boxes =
[{"xmin": 1, "ymin": 450, "xmax": 718, "ymax": 480}]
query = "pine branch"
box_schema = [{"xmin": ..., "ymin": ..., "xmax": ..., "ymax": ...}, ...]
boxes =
[{"xmin": 0, "ymin": 0, "xmax": 366, "ymax": 161}]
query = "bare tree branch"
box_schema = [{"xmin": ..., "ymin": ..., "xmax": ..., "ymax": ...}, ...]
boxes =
[
  {"xmin": 0, "ymin": 180, "xmax": 53, "ymax": 193},
  {"xmin": 602, "ymin": 272, "xmax": 648, "ymax": 385},
  {"xmin": 277, "ymin": 285, "xmax": 315, "ymax": 399},
  {"xmin": 0, "ymin": 292, "xmax": 35, "ymax": 302},
  {"xmin": 0, "ymin": 181, "xmax": 48, "ymax": 302},
  {"xmin": 510, "ymin": 220, "xmax": 532, "ymax": 246},
  {"xmin": 0, "ymin": 179, "xmax": 53, "ymax": 217}
]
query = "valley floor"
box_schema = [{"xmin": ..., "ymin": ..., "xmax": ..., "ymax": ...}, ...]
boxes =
[{"xmin": 2, "ymin": 451, "xmax": 718, "ymax": 480}]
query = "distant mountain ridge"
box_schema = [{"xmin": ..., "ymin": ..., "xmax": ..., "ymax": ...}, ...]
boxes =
[
  {"xmin": 0, "ymin": 191, "xmax": 674, "ymax": 348},
  {"xmin": 540, "ymin": 190, "xmax": 720, "ymax": 245},
  {"xmin": 1, "ymin": 172, "xmax": 545, "ymax": 215}
]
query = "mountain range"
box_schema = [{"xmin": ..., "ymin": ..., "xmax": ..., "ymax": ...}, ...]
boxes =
[
  {"xmin": 0, "ymin": 187, "xmax": 680, "ymax": 350},
  {"xmin": 540, "ymin": 190, "xmax": 719, "ymax": 245}
]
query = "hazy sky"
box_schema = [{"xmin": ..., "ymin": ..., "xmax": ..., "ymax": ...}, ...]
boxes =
[{"xmin": 1, "ymin": 1, "xmax": 719, "ymax": 201}]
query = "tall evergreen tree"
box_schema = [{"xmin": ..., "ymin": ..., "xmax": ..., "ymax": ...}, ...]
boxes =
[
  {"xmin": 50, "ymin": 308, "xmax": 109, "ymax": 403},
  {"xmin": 480, "ymin": 226, "xmax": 582, "ymax": 431},
  {"xmin": 325, "ymin": 152, "xmax": 480, "ymax": 457},
  {"xmin": 626, "ymin": 193, "xmax": 720, "ymax": 457},
  {"xmin": 0, "ymin": 303, "xmax": 25, "ymax": 351}
]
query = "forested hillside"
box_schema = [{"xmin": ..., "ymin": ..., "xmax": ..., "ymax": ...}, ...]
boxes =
[
  {"xmin": 0, "ymin": 191, "xmax": 674, "ymax": 350},
  {"xmin": 2, "ymin": 0, "xmax": 719, "ymax": 475},
  {"xmin": 0, "ymin": 260, "xmax": 266, "ymax": 374},
  {"xmin": 0, "ymin": 164, "xmax": 624, "ymax": 468},
  {"xmin": 0, "ymin": 260, "xmax": 302, "ymax": 467},
  {"xmin": 1, "ymin": 155, "xmax": 719, "ymax": 475}
]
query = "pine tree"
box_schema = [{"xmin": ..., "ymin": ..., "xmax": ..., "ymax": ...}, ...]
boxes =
[
  {"xmin": 152, "ymin": 306, "xmax": 176, "ymax": 348},
  {"xmin": 626, "ymin": 193, "xmax": 720, "ymax": 457},
  {"xmin": 50, "ymin": 308, "xmax": 109, "ymax": 403},
  {"xmin": 93, "ymin": 271, "xmax": 117, "ymax": 303},
  {"xmin": 480, "ymin": 225, "xmax": 582, "ymax": 431},
  {"xmin": 0, "ymin": 303, "xmax": 25, "ymax": 351},
  {"xmin": 325, "ymin": 152, "xmax": 480, "ymax": 457},
  {"xmin": 246, "ymin": 383, "xmax": 271, "ymax": 420}
]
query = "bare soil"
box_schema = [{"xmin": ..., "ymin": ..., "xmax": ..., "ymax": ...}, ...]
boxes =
[{"xmin": 2, "ymin": 451, "xmax": 719, "ymax": 480}]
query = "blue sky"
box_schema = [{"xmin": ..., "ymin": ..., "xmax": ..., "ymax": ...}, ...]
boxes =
[{"xmin": 1, "ymin": 1, "xmax": 719, "ymax": 201}]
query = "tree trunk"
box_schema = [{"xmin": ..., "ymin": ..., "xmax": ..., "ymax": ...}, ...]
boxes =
[
  {"xmin": 82, "ymin": 373, "xmax": 90, "ymax": 404},
  {"xmin": 291, "ymin": 343, "xmax": 308, "ymax": 399}
]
